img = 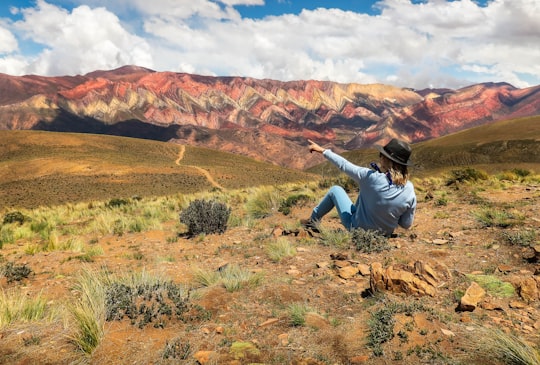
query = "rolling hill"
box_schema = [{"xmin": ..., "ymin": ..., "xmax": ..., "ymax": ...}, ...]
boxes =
[
  {"xmin": 308, "ymin": 115, "xmax": 540, "ymax": 177},
  {"xmin": 0, "ymin": 130, "xmax": 316, "ymax": 209}
]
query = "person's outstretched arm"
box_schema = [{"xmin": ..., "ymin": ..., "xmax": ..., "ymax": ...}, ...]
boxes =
[{"xmin": 308, "ymin": 139, "xmax": 325, "ymax": 154}]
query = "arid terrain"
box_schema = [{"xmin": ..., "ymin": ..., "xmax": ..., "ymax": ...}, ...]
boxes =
[{"xmin": 0, "ymin": 124, "xmax": 539, "ymax": 364}]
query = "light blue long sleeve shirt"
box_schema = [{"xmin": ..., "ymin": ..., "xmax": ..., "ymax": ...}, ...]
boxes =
[{"xmin": 323, "ymin": 149, "xmax": 416, "ymax": 235}]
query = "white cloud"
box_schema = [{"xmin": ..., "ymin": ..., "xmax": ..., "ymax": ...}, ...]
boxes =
[
  {"xmin": 9, "ymin": 0, "xmax": 153, "ymax": 76},
  {"xmin": 0, "ymin": 24, "xmax": 18, "ymax": 54},
  {"xmin": 0, "ymin": 0, "xmax": 538, "ymax": 88}
]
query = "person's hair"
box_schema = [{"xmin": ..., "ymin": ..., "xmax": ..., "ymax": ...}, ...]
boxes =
[{"xmin": 388, "ymin": 161, "xmax": 409, "ymax": 186}]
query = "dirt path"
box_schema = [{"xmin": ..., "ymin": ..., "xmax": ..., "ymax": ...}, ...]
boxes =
[{"xmin": 175, "ymin": 145, "xmax": 223, "ymax": 190}]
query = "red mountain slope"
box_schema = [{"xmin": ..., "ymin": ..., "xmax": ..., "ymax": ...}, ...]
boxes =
[{"xmin": 0, "ymin": 66, "xmax": 538, "ymax": 169}]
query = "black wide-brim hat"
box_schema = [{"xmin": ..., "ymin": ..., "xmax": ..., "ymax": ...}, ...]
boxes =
[{"xmin": 376, "ymin": 138, "xmax": 413, "ymax": 166}]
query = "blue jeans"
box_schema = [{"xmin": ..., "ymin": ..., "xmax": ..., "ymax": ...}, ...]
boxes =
[{"xmin": 310, "ymin": 185, "xmax": 356, "ymax": 230}]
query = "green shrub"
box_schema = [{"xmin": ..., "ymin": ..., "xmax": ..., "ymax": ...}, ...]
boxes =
[
  {"xmin": 473, "ymin": 208, "xmax": 524, "ymax": 228},
  {"xmin": 162, "ymin": 337, "xmax": 192, "ymax": 360},
  {"xmin": 266, "ymin": 238, "xmax": 296, "ymax": 262},
  {"xmin": 106, "ymin": 198, "xmax": 130, "ymax": 208},
  {"xmin": 446, "ymin": 167, "xmax": 488, "ymax": 185},
  {"xmin": 352, "ymin": 228, "xmax": 391, "ymax": 253},
  {"xmin": 319, "ymin": 175, "xmax": 357, "ymax": 193},
  {"xmin": 502, "ymin": 230, "xmax": 536, "ymax": 246},
  {"xmin": 105, "ymin": 281, "xmax": 191, "ymax": 329},
  {"xmin": 3, "ymin": 211, "xmax": 29, "ymax": 225},
  {"xmin": 511, "ymin": 168, "xmax": 531, "ymax": 178},
  {"xmin": 288, "ymin": 303, "xmax": 309, "ymax": 327},
  {"xmin": 2, "ymin": 262, "xmax": 32, "ymax": 283},
  {"xmin": 179, "ymin": 199, "xmax": 231, "ymax": 236},
  {"xmin": 368, "ymin": 306, "xmax": 396, "ymax": 356},
  {"xmin": 319, "ymin": 228, "xmax": 351, "ymax": 249},
  {"xmin": 278, "ymin": 193, "xmax": 312, "ymax": 215},
  {"xmin": 245, "ymin": 187, "xmax": 282, "ymax": 218}
]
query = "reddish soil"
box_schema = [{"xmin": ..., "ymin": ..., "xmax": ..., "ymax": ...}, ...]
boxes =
[{"xmin": 0, "ymin": 180, "xmax": 539, "ymax": 364}]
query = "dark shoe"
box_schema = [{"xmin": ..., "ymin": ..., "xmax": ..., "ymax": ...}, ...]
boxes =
[{"xmin": 300, "ymin": 218, "xmax": 320, "ymax": 233}]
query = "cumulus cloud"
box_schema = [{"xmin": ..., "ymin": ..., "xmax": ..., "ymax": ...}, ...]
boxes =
[
  {"xmin": 0, "ymin": 0, "xmax": 538, "ymax": 88},
  {"xmin": 8, "ymin": 0, "xmax": 153, "ymax": 76}
]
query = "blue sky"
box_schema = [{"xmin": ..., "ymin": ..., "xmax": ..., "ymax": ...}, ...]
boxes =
[{"xmin": 0, "ymin": 0, "xmax": 538, "ymax": 89}]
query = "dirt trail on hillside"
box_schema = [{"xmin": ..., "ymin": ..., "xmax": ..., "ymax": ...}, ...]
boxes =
[{"xmin": 175, "ymin": 145, "xmax": 223, "ymax": 190}]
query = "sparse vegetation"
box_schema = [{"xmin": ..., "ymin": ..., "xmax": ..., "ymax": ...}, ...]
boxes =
[
  {"xmin": 473, "ymin": 207, "xmax": 525, "ymax": 228},
  {"xmin": 266, "ymin": 237, "xmax": 297, "ymax": 262},
  {"xmin": 466, "ymin": 274, "xmax": 515, "ymax": 298},
  {"xmin": 0, "ymin": 289, "xmax": 48, "ymax": 329},
  {"xmin": 351, "ymin": 228, "xmax": 391, "ymax": 253},
  {"xmin": 287, "ymin": 303, "xmax": 310, "ymax": 327},
  {"xmin": 180, "ymin": 199, "xmax": 231, "ymax": 236},
  {"xmin": 446, "ymin": 167, "xmax": 488, "ymax": 185},
  {"xmin": 502, "ymin": 229, "xmax": 536, "ymax": 246},
  {"xmin": 2, "ymin": 261, "xmax": 32, "ymax": 283},
  {"xmin": 245, "ymin": 186, "xmax": 283, "ymax": 218},
  {"xmin": 468, "ymin": 327, "xmax": 540, "ymax": 365},
  {"xmin": 0, "ymin": 128, "xmax": 539, "ymax": 364},
  {"xmin": 319, "ymin": 227, "xmax": 351, "ymax": 248},
  {"xmin": 193, "ymin": 264, "xmax": 264, "ymax": 292}
]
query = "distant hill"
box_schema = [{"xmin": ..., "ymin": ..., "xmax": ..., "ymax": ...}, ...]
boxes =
[
  {"xmin": 308, "ymin": 116, "xmax": 540, "ymax": 177},
  {"xmin": 1, "ymin": 65, "xmax": 539, "ymax": 169},
  {"xmin": 0, "ymin": 131, "xmax": 315, "ymax": 209}
]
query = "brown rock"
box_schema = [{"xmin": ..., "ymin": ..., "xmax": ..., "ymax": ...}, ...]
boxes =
[
  {"xmin": 509, "ymin": 300, "xmax": 527, "ymax": 309},
  {"xmin": 358, "ymin": 263, "xmax": 371, "ymax": 276},
  {"xmin": 259, "ymin": 318, "xmax": 279, "ymax": 327},
  {"xmin": 278, "ymin": 333, "xmax": 289, "ymax": 346},
  {"xmin": 338, "ymin": 266, "xmax": 359, "ymax": 279},
  {"xmin": 370, "ymin": 261, "xmax": 442, "ymax": 297},
  {"xmin": 305, "ymin": 312, "xmax": 330, "ymax": 329},
  {"xmin": 519, "ymin": 277, "xmax": 539, "ymax": 302},
  {"xmin": 458, "ymin": 282, "xmax": 485, "ymax": 312},
  {"xmin": 193, "ymin": 350, "xmax": 217, "ymax": 364}
]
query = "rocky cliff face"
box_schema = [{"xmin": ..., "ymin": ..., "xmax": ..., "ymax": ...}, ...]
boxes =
[{"xmin": 1, "ymin": 65, "xmax": 539, "ymax": 169}]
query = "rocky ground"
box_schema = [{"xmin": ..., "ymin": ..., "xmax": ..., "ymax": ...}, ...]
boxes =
[{"xmin": 0, "ymin": 176, "xmax": 539, "ymax": 364}]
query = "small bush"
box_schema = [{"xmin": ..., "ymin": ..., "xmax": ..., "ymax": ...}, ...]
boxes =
[
  {"xmin": 3, "ymin": 211, "xmax": 29, "ymax": 225},
  {"xmin": 162, "ymin": 337, "xmax": 191, "ymax": 360},
  {"xmin": 245, "ymin": 187, "xmax": 282, "ymax": 219},
  {"xmin": 502, "ymin": 230, "xmax": 536, "ymax": 246},
  {"xmin": 2, "ymin": 262, "xmax": 32, "ymax": 283},
  {"xmin": 106, "ymin": 198, "xmax": 131, "ymax": 208},
  {"xmin": 473, "ymin": 208, "xmax": 524, "ymax": 228},
  {"xmin": 368, "ymin": 306, "xmax": 396, "ymax": 356},
  {"xmin": 446, "ymin": 167, "xmax": 488, "ymax": 185},
  {"xmin": 467, "ymin": 327, "xmax": 540, "ymax": 365},
  {"xmin": 193, "ymin": 264, "xmax": 264, "ymax": 292},
  {"xmin": 278, "ymin": 193, "xmax": 312, "ymax": 215},
  {"xmin": 105, "ymin": 281, "xmax": 191, "ymax": 329},
  {"xmin": 266, "ymin": 238, "xmax": 296, "ymax": 262},
  {"xmin": 318, "ymin": 175, "xmax": 357, "ymax": 193},
  {"xmin": 352, "ymin": 229, "xmax": 391, "ymax": 253},
  {"xmin": 511, "ymin": 168, "xmax": 531, "ymax": 178},
  {"xmin": 319, "ymin": 228, "xmax": 351, "ymax": 249},
  {"xmin": 288, "ymin": 303, "xmax": 309, "ymax": 327},
  {"xmin": 179, "ymin": 199, "xmax": 231, "ymax": 236}
]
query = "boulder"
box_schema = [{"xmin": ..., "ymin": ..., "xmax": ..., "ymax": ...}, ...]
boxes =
[
  {"xmin": 457, "ymin": 282, "xmax": 486, "ymax": 312},
  {"xmin": 369, "ymin": 261, "xmax": 448, "ymax": 297}
]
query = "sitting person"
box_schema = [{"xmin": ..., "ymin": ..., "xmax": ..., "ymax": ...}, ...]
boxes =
[{"xmin": 302, "ymin": 138, "xmax": 416, "ymax": 237}]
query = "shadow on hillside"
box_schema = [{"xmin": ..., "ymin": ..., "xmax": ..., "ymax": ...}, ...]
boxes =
[{"xmin": 32, "ymin": 110, "xmax": 181, "ymax": 141}]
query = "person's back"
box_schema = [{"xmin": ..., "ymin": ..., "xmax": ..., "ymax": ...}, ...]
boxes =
[
  {"xmin": 354, "ymin": 170, "xmax": 416, "ymax": 235},
  {"xmin": 303, "ymin": 138, "xmax": 417, "ymax": 236}
]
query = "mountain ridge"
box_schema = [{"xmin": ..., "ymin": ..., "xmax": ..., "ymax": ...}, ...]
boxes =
[{"xmin": 0, "ymin": 65, "xmax": 539, "ymax": 169}]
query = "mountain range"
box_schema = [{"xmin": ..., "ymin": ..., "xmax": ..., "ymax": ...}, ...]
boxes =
[{"xmin": 1, "ymin": 65, "xmax": 539, "ymax": 169}]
